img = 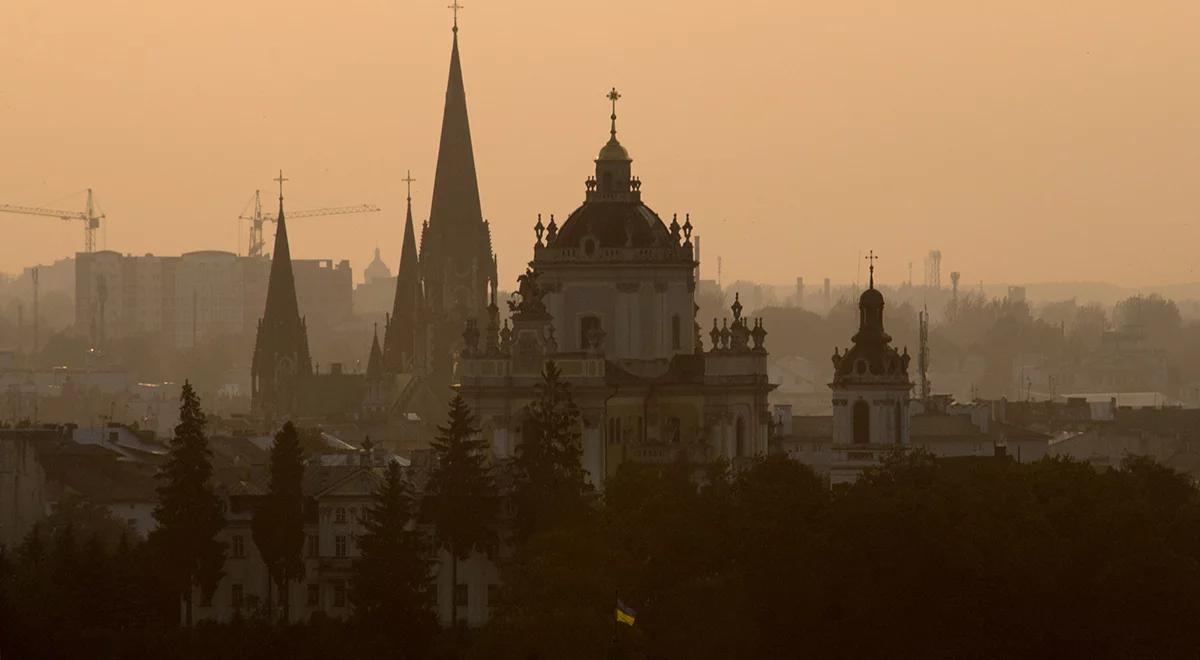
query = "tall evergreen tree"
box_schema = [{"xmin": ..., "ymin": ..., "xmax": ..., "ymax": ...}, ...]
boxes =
[
  {"xmin": 510, "ymin": 360, "xmax": 594, "ymax": 542},
  {"xmin": 422, "ymin": 394, "xmax": 499, "ymax": 626},
  {"xmin": 352, "ymin": 460, "xmax": 436, "ymax": 654},
  {"xmin": 149, "ymin": 380, "xmax": 226, "ymax": 627},
  {"xmin": 252, "ymin": 420, "xmax": 307, "ymax": 623}
]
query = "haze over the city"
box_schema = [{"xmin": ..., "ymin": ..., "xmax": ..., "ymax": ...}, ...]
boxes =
[{"xmin": 3, "ymin": 0, "xmax": 1199, "ymax": 287}]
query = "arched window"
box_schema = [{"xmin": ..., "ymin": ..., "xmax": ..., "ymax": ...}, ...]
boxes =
[
  {"xmin": 671, "ymin": 314, "xmax": 682, "ymax": 350},
  {"xmin": 853, "ymin": 400, "xmax": 870, "ymax": 444},
  {"xmin": 603, "ymin": 171, "xmax": 613, "ymax": 192},
  {"xmin": 580, "ymin": 315, "xmax": 601, "ymax": 350},
  {"xmin": 735, "ymin": 416, "xmax": 746, "ymax": 457},
  {"xmin": 895, "ymin": 401, "xmax": 903, "ymax": 444}
]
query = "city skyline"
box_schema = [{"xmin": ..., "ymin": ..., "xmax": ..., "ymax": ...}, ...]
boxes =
[{"xmin": 3, "ymin": 0, "xmax": 1200, "ymax": 288}]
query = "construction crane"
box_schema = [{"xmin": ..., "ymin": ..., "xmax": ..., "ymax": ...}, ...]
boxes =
[
  {"xmin": 0, "ymin": 188, "xmax": 104, "ymax": 253},
  {"xmin": 239, "ymin": 190, "xmax": 381, "ymax": 257}
]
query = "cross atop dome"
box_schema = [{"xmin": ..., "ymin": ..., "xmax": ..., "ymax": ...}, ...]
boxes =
[
  {"xmin": 607, "ymin": 87, "xmax": 621, "ymax": 140},
  {"xmin": 865, "ymin": 250, "xmax": 878, "ymax": 289},
  {"xmin": 448, "ymin": 1, "xmax": 463, "ymax": 32},
  {"xmin": 597, "ymin": 87, "xmax": 631, "ymax": 165}
]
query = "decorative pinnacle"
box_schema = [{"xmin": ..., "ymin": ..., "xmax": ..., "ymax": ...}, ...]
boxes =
[
  {"xmin": 448, "ymin": 1, "xmax": 463, "ymax": 32},
  {"xmin": 607, "ymin": 87, "xmax": 621, "ymax": 139},
  {"xmin": 402, "ymin": 170, "xmax": 415, "ymax": 202},
  {"xmin": 866, "ymin": 250, "xmax": 878, "ymax": 289}
]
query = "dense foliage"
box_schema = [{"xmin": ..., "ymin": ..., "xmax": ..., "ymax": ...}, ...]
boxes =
[
  {"xmin": 351, "ymin": 460, "xmax": 437, "ymax": 656},
  {"xmin": 422, "ymin": 394, "xmax": 499, "ymax": 624},
  {"xmin": 7, "ymin": 433, "xmax": 1200, "ymax": 657},
  {"xmin": 508, "ymin": 361, "xmax": 595, "ymax": 542},
  {"xmin": 479, "ymin": 453, "xmax": 1200, "ymax": 660},
  {"xmin": 252, "ymin": 420, "xmax": 307, "ymax": 622},
  {"xmin": 148, "ymin": 380, "xmax": 226, "ymax": 626}
]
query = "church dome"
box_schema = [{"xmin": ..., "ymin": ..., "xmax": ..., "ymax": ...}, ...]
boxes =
[
  {"xmin": 364, "ymin": 247, "xmax": 392, "ymax": 283},
  {"xmin": 859, "ymin": 286, "xmax": 884, "ymax": 309},
  {"xmin": 598, "ymin": 136, "xmax": 630, "ymax": 162},
  {"xmin": 534, "ymin": 89, "xmax": 691, "ymax": 262},
  {"xmin": 831, "ymin": 263, "xmax": 911, "ymax": 386},
  {"xmin": 553, "ymin": 200, "xmax": 670, "ymax": 251}
]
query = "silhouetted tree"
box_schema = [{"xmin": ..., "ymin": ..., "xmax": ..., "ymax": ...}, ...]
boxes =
[
  {"xmin": 149, "ymin": 380, "xmax": 226, "ymax": 627},
  {"xmin": 509, "ymin": 361, "xmax": 593, "ymax": 543},
  {"xmin": 252, "ymin": 421, "xmax": 306, "ymax": 623},
  {"xmin": 422, "ymin": 394, "xmax": 498, "ymax": 627},
  {"xmin": 351, "ymin": 460, "xmax": 435, "ymax": 654}
]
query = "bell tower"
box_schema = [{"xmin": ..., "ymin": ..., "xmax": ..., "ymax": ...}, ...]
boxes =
[{"xmin": 829, "ymin": 253, "xmax": 913, "ymax": 484}]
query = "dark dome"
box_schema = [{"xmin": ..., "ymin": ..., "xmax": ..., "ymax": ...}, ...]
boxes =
[
  {"xmin": 859, "ymin": 287, "xmax": 884, "ymax": 308},
  {"xmin": 552, "ymin": 200, "xmax": 670, "ymax": 251},
  {"xmin": 832, "ymin": 283, "xmax": 910, "ymax": 385},
  {"xmin": 835, "ymin": 340, "xmax": 907, "ymax": 381}
]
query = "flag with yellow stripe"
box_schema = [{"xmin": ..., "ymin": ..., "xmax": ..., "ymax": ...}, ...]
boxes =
[{"xmin": 615, "ymin": 599, "xmax": 637, "ymax": 626}]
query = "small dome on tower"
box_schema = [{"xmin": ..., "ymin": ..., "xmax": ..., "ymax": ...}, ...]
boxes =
[
  {"xmin": 598, "ymin": 136, "xmax": 630, "ymax": 162},
  {"xmin": 859, "ymin": 286, "xmax": 884, "ymax": 309}
]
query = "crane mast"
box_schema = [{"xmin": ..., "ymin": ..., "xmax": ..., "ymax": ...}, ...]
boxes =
[
  {"xmin": 0, "ymin": 188, "xmax": 105, "ymax": 253},
  {"xmin": 239, "ymin": 189, "xmax": 382, "ymax": 257}
]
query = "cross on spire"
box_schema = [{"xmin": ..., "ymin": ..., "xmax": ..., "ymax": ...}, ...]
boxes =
[
  {"xmin": 607, "ymin": 87, "xmax": 622, "ymax": 139},
  {"xmin": 865, "ymin": 250, "xmax": 878, "ymax": 288},
  {"xmin": 448, "ymin": 1, "xmax": 463, "ymax": 32},
  {"xmin": 402, "ymin": 170, "xmax": 416, "ymax": 202},
  {"xmin": 274, "ymin": 170, "xmax": 289, "ymax": 203}
]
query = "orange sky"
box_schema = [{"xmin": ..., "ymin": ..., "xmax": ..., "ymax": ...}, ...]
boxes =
[{"xmin": 2, "ymin": 0, "xmax": 1199, "ymax": 288}]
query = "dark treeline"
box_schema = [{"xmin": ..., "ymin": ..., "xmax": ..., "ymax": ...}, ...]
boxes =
[
  {"xmin": 6, "ymin": 454, "xmax": 1200, "ymax": 658},
  {"xmin": 6, "ymin": 370, "xmax": 1200, "ymax": 658},
  {"xmin": 478, "ymin": 452, "xmax": 1200, "ymax": 660}
]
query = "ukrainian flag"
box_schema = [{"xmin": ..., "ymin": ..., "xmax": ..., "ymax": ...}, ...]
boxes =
[{"xmin": 615, "ymin": 599, "xmax": 637, "ymax": 626}]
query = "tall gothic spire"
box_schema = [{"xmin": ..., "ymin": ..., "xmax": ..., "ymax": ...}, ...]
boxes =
[
  {"xmin": 428, "ymin": 21, "xmax": 484, "ymax": 233},
  {"xmin": 251, "ymin": 170, "xmax": 312, "ymax": 418},
  {"xmin": 417, "ymin": 20, "xmax": 497, "ymax": 381},
  {"xmin": 262, "ymin": 171, "xmax": 302, "ymax": 324},
  {"xmin": 384, "ymin": 174, "xmax": 424, "ymax": 373}
]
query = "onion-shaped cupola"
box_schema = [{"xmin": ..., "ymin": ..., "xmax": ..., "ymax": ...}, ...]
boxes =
[{"xmin": 831, "ymin": 252, "xmax": 911, "ymax": 385}]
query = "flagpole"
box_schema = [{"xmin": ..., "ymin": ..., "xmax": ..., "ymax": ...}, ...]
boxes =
[{"xmin": 610, "ymin": 590, "xmax": 619, "ymax": 658}]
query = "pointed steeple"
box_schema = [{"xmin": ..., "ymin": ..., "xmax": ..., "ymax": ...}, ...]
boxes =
[
  {"xmin": 417, "ymin": 21, "xmax": 497, "ymax": 381},
  {"xmin": 384, "ymin": 174, "xmax": 424, "ymax": 373},
  {"xmin": 262, "ymin": 173, "xmax": 302, "ymax": 325},
  {"xmin": 366, "ymin": 323, "xmax": 384, "ymax": 380},
  {"xmin": 428, "ymin": 24, "xmax": 484, "ymax": 233},
  {"xmin": 251, "ymin": 171, "xmax": 313, "ymax": 419}
]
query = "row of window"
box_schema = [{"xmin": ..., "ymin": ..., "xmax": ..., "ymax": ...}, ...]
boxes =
[
  {"xmin": 226, "ymin": 582, "xmax": 348, "ymax": 609},
  {"xmin": 221, "ymin": 582, "xmax": 501, "ymax": 612},
  {"xmin": 232, "ymin": 533, "xmax": 352, "ymax": 559}
]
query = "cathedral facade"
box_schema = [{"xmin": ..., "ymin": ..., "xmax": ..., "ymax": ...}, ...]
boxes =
[{"xmin": 456, "ymin": 98, "xmax": 775, "ymax": 484}]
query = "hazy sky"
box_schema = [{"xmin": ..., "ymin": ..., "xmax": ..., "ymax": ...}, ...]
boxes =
[{"xmin": 2, "ymin": 0, "xmax": 1199, "ymax": 288}]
